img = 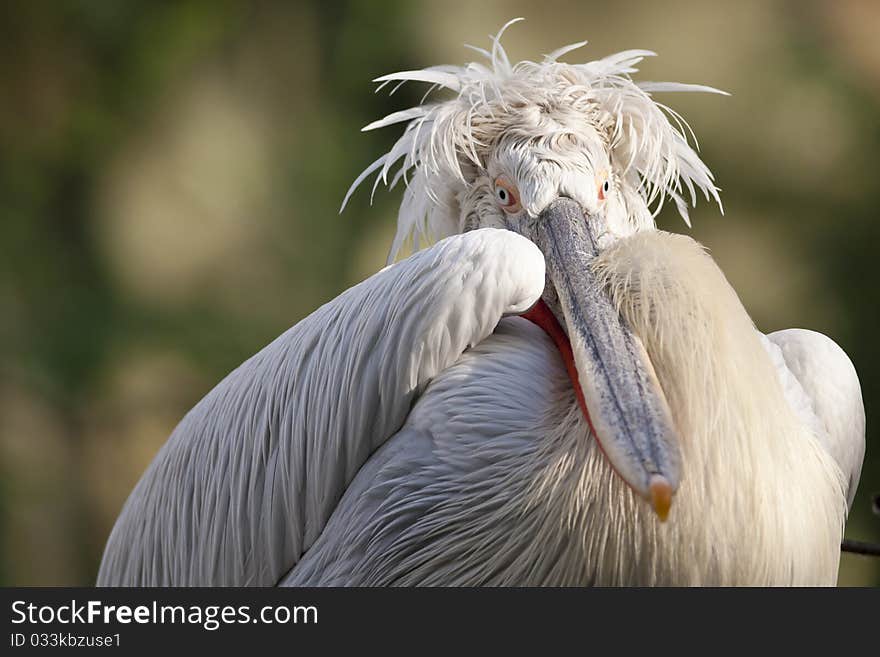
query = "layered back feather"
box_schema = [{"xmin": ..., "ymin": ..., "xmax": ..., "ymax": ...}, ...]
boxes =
[
  {"xmin": 343, "ymin": 18, "xmax": 726, "ymax": 262},
  {"xmin": 283, "ymin": 232, "xmax": 847, "ymax": 585}
]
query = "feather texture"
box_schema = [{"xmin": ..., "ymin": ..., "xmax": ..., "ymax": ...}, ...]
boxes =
[
  {"xmin": 282, "ymin": 231, "xmax": 848, "ymax": 585},
  {"xmin": 343, "ymin": 20, "xmax": 724, "ymax": 262},
  {"xmin": 96, "ymin": 230, "xmax": 545, "ymax": 585}
]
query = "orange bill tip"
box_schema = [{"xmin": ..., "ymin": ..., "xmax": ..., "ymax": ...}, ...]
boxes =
[{"xmin": 649, "ymin": 475, "xmax": 673, "ymax": 522}]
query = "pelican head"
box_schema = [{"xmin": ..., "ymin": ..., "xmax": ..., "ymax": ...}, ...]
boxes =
[{"xmin": 344, "ymin": 20, "xmax": 727, "ymax": 520}]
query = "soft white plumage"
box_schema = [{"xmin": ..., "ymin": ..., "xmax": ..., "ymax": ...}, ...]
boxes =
[
  {"xmin": 98, "ymin": 21, "xmax": 865, "ymax": 586},
  {"xmin": 342, "ymin": 17, "xmax": 724, "ymax": 262}
]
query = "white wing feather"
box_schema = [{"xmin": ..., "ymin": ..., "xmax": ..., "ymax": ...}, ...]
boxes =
[
  {"xmin": 763, "ymin": 329, "xmax": 866, "ymax": 510},
  {"xmin": 96, "ymin": 229, "xmax": 545, "ymax": 586},
  {"xmin": 281, "ymin": 317, "xmax": 568, "ymax": 585}
]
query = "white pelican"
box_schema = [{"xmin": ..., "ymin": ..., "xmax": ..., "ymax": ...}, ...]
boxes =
[{"xmin": 97, "ymin": 21, "xmax": 866, "ymax": 586}]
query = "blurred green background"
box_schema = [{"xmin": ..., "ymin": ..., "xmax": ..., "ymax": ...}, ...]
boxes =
[{"xmin": 0, "ymin": 0, "xmax": 877, "ymax": 586}]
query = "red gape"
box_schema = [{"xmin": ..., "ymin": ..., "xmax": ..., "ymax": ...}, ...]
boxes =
[
  {"xmin": 521, "ymin": 299, "xmax": 673, "ymax": 520},
  {"xmin": 519, "ymin": 299, "xmax": 597, "ymax": 438}
]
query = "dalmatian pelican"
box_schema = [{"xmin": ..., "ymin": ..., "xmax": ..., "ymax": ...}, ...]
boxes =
[{"xmin": 97, "ymin": 20, "xmax": 866, "ymax": 586}]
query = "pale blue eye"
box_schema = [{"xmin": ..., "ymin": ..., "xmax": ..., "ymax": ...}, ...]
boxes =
[{"xmin": 493, "ymin": 178, "xmax": 520, "ymax": 211}]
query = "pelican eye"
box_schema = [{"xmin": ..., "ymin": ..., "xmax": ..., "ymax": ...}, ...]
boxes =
[
  {"xmin": 493, "ymin": 178, "xmax": 522, "ymax": 213},
  {"xmin": 598, "ymin": 176, "xmax": 611, "ymax": 201}
]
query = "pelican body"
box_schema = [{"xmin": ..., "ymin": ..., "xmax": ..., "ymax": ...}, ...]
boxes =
[{"xmin": 97, "ymin": 23, "xmax": 865, "ymax": 586}]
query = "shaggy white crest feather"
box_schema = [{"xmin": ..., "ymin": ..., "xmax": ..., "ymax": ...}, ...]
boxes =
[{"xmin": 342, "ymin": 18, "xmax": 726, "ymax": 262}]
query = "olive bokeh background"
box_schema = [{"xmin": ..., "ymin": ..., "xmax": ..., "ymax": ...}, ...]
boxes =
[{"xmin": 1, "ymin": 0, "xmax": 878, "ymax": 585}]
